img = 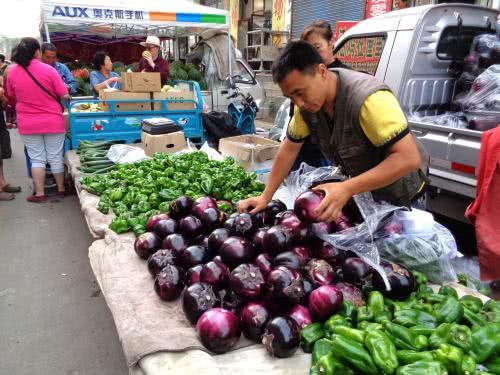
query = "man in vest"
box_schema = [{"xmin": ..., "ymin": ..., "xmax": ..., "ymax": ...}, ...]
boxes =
[{"xmin": 239, "ymin": 41, "xmax": 428, "ymax": 222}]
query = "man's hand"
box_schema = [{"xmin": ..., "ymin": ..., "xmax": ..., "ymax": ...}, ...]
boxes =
[
  {"xmin": 6, "ymin": 122, "xmax": 17, "ymax": 129},
  {"xmin": 107, "ymin": 77, "xmax": 121, "ymax": 84},
  {"xmin": 0, "ymin": 87, "xmax": 4, "ymax": 98},
  {"xmin": 312, "ymin": 182, "xmax": 354, "ymax": 222},
  {"xmin": 238, "ymin": 195, "xmax": 270, "ymax": 215}
]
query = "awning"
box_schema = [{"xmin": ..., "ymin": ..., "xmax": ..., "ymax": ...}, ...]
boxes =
[{"xmin": 41, "ymin": 0, "xmax": 230, "ymax": 40}]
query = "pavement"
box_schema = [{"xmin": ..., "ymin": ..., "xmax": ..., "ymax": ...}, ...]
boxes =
[{"xmin": 0, "ymin": 133, "xmax": 127, "ymax": 374}]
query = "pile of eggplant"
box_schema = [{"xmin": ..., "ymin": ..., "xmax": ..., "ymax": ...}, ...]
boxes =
[{"xmin": 134, "ymin": 191, "xmax": 416, "ymax": 357}]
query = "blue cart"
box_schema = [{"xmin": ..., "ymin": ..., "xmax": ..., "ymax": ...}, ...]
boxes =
[{"xmin": 68, "ymin": 81, "xmax": 205, "ymax": 149}]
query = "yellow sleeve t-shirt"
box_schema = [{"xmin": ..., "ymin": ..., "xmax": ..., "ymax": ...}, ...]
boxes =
[{"xmin": 286, "ymin": 90, "xmax": 409, "ymax": 148}]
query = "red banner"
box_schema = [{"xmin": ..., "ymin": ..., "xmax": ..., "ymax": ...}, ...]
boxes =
[
  {"xmin": 365, "ymin": 0, "xmax": 392, "ymax": 19},
  {"xmin": 334, "ymin": 21, "xmax": 359, "ymax": 42}
]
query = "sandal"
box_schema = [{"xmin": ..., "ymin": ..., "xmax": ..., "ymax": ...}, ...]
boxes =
[
  {"xmin": 26, "ymin": 195, "xmax": 47, "ymax": 203},
  {"xmin": 2, "ymin": 184, "xmax": 21, "ymax": 193},
  {"xmin": 0, "ymin": 191, "xmax": 14, "ymax": 201}
]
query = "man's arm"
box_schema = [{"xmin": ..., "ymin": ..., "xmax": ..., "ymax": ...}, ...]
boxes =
[
  {"xmin": 239, "ymin": 138, "xmax": 302, "ymax": 213},
  {"xmin": 61, "ymin": 64, "xmax": 77, "ymax": 94},
  {"xmin": 314, "ymin": 133, "xmax": 421, "ymax": 222}
]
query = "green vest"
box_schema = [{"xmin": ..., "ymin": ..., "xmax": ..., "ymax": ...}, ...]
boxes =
[{"xmin": 300, "ymin": 68, "xmax": 429, "ymax": 207}]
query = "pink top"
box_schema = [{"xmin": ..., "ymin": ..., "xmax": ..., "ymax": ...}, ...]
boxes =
[{"xmin": 5, "ymin": 59, "xmax": 68, "ymax": 135}]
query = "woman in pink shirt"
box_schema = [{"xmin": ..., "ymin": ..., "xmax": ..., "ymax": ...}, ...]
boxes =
[{"xmin": 6, "ymin": 37, "xmax": 68, "ymax": 203}]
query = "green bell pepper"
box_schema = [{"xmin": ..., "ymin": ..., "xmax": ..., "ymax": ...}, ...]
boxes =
[
  {"xmin": 383, "ymin": 321, "xmax": 429, "ymax": 351},
  {"xmin": 97, "ymin": 200, "xmax": 110, "ymax": 214},
  {"xmin": 357, "ymin": 321, "xmax": 383, "ymax": 331},
  {"xmin": 316, "ymin": 352, "xmax": 354, "ymax": 375},
  {"xmin": 397, "ymin": 350, "xmax": 435, "ymax": 365},
  {"xmin": 368, "ymin": 291, "xmax": 385, "ymax": 316},
  {"xmin": 433, "ymin": 344, "xmax": 464, "ymax": 375},
  {"xmin": 136, "ymin": 200, "xmax": 151, "ymax": 213},
  {"xmin": 470, "ymin": 322, "xmax": 500, "ymax": 363},
  {"xmin": 429, "ymin": 323, "xmax": 452, "ymax": 349},
  {"xmin": 300, "ymin": 323, "xmax": 324, "ymax": 353},
  {"xmin": 485, "ymin": 356, "xmax": 500, "ymax": 375},
  {"xmin": 461, "ymin": 355, "xmax": 476, "ymax": 375},
  {"xmin": 430, "ymin": 323, "xmax": 472, "ymax": 352},
  {"xmin": 158, "ymin": 201, "xmax": 169, "ymax": 213},
  {"xmin": 394, "ymin": 309, "xmax": 437, "ymax": 328},
  {"xmin": 365, "ymin": 329, "xmax": 399, "ymax": 375},
  {"xmin": 417, "ymin": 285, "xmax": 435, "ymax": 299},
  {"xmin": 462, "ymin": 306, "xmax": 487, "ymax": 328},
  {"xmin": 108, "ymin": 187, "xmax": 123, "ymax": 202},
  {"xmin": 410, "ymin": 326, "xmax": 435, "ymax": 337},
  {"xmin": 483, "ymin": 300, "xmax": 500, "ymax": 314},
  {"xmin": 439, "ymin": 285, "xmax": 459, "ymax": 299},
  {"xmin": 311, "ymin": 338, "xmax": 334, "ymax": 366},
  {"xmin": 435, "ymin": 296, "xmax": 464, "ymax": 324},
  {"xmin": 331, "ymin": 326, "xmax": 366, "ymax": 343},
  {"xmin": 356, "ymin": 306, "xmax": 374, "ymax": 323},
  {"xmin": 460, "ymin": 295, "xmax": 483, "ymax": 314},
  {"xmin": 330, "ymin": 334, "xmax": 379, "ymax": 375},
  {"xmin": 448, "ymin": 324, "xmax": 472, "ymax": 352},
  {"xmin": 396, "ymin": 361, "xmax": 448, "ymax": 375},
  {"xmin": 413, "ymin": 271, "xmax": 428, "ymax": 287},
  {"xmin": 132, "ymin": 224, "xmax": 146, "ymax": 237},
  {"xmin": 109, "ymin": 217, "xmax": 130, "ymax": 234},
  {"xmin": 480, "ymin": 309, "xmax": 500, "ymax": 324},
  {"xmin": 200, "ymin": 175, "xmax": 213, "ymax": 195},
  {"xmin": 339, "ymin": 300, "xmax": 357, "ymax": 324},
  {"xmin": 423, "ymin": 293, "xmax": 447, "ymax": 305},
  {"xmin": 324, "ymin": 314, "xmax": 351, "ymax": 338}
]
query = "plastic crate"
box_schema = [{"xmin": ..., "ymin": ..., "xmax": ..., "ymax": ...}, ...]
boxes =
[{"xmin": 69, "ymin": 81, "xmax": 205, "ymax": 149}]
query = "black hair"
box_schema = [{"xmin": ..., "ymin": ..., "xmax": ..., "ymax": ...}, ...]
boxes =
[
  {"xmin": 92, "ymin": 51, "xmax": 108, "ymax": 71},
  {"xmin": 272, "ymin": 41, "xmax": 324, "ymax": 84},
  {"xmin": 300, "ymin": 20, "xmax": 334, "ymax": 43},
  {"xmin": 41, "ymin": 42, "xmax": 57, "ymax": 54},
  {"xmin": 11, "ymin": 37, "xmax": 40, "ymax": 68},
  {"xmin": 0, "ymin": 54, "xmax": 5, "ymax": 63}
]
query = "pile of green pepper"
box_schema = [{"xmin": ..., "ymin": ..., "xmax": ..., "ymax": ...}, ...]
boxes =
[
  {"xmin": 302, "ymin": 273, "xmax": 500, "ymax": 375},
  {"xmin": 81, "ymin": 151, "xmax": 264, "ymax": 236}
]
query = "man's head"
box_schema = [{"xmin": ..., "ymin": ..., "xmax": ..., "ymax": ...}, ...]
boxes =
[
  {"xmin": 0, "ymin": 54, "xmax": 5, "ymax": 64},
  {"xmin": 41, "ymin": 42, "xmax": 57, "ymax": 66},
  {"xmin": 272, "ymin": 41, "xmax": 330, "ymax": 113}
]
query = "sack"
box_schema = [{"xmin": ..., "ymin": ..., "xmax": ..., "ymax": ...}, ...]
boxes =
[
  {"xmin": 0, "ymin": 125, "xmax": 11, "ymax": 159},
  {"xmin": 202, "ymin": 111, "xmax": 241, "ymax": 147}
]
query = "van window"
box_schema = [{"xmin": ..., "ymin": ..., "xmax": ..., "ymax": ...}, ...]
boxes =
[
  {"xmin": 234, "ymin": 60, "xmax": 254, "ymax": 83},
  {"xmin": 437, "ymin": 27, "xmax": 495, "ymax": 60},
  {"xmin": 334, "ymin": 35, "xmax": 387, "ymax": 75}
]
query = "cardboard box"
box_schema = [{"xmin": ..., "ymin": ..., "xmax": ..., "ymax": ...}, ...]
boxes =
[
  {"xmin": 121, "ymin": 72, "xmax": 161, "ymax": 92},
  {"xmin": 142, "ymin": 131, "xmax": 187, "ymax": 157},
  {"xmin": 99, "ymin": 90, "xmax": 151, "ymax": 112},
  {"xmin": 152, "ymin": 90, "xmax": 196, "ymax": 111},
  {"xmin": 218, "ymin": 135, "xmax": 280, "ymax": 174}
]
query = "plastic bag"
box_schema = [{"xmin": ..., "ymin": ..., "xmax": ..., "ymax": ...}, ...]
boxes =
[
  {"xmin": 461, "ymin": 65, "xmax": 500, "ymax": 112},
  {"xmin": 269, "ymin": 99, "xmax": 291, "ymax": 142},
  {"xmin": 107, "ymin": 144, "xmax": 149, "ymax": 164},
  {"xmin": 277, "ymin": 164, "xmax": 459, "ymax": 284},
  {"xmin": 408, "ymin": 111, "xmax": 468, "ymax": 129}
]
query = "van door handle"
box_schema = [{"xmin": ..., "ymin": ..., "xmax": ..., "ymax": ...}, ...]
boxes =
[{"xmin": 411, "ymin": 129, "xmax": 425, "ymax": 136}]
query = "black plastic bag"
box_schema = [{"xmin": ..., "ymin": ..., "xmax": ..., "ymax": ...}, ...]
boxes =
[{"xmin": 202, "ymin": 111, "xmax": 241, "ymax": 147}]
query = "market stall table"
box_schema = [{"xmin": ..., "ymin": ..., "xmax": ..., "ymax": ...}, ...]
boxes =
[{"xmin": 89, "ymin": 234, "xmax": 311, "ymax": 375}]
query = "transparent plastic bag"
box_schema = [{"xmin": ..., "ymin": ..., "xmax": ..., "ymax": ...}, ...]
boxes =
[
  {"xmin": 107, "ymin": 144, "xmax": 148, "ymax": 164},
  {"xmin": 277, "ymin": 163, "xmax": 459, "ymax": 285},
  {"xmin": 408, "ymin": 111, "xmax": 468, "ymax": 129},
  {"xmin": 269, "ymin": 98, "xmax": 291, "ymax": 142},
  {"xmin": 462, "ymin": 64, "xmax": 500, "ymax": 112}
]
